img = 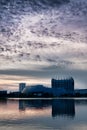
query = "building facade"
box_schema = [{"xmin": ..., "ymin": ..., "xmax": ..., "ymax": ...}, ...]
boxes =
[{"xmin": 51, "ymin": 78, "xmax": 74, "ymax": 91}]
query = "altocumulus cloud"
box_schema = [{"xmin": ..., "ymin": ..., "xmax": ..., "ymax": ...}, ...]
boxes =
[{"xmin": 0, "ymin": 0, "xmax": 87, "ymax": 90}]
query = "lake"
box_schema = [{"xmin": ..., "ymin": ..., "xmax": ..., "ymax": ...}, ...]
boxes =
[{"xmin": 0, "ymin": 98, "xmax": 87, "ymax": 130}]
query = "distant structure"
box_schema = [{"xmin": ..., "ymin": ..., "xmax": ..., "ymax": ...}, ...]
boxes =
[
  {"xmin": 18, "ymin": 77, "xmax": 74, "ymax": 97},
  {"xmin": 0, "ymin": 90, "xmax": 7, "ymax": 97},
  {"xmin": 19, "ymin": 83, "xmax": 26, "ymax": 93},
  {"xmin": 22, "ymin": 85, "xmax": 53, "ymax": 97},
  {"xmin": 51, "ymin": 77, "xmax": 74, "ymax": 91}
]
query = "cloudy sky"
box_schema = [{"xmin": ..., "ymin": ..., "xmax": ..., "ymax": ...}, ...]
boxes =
[{"xmin": 0, "ymin": 0, "xmax": 87, "ymax": 91}]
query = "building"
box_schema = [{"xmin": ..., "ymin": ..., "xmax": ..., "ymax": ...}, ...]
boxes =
[
  {"xmin": 0, "ymin": 90, "xmax": 7, "ymax": 97},
  {"xmin": 22, "ymin": 85, "xmax": 53, "ymax": 97},
  {"xmin": 20, "ymin": 77, "xmax": 74, "ymax": 97},
  {"xmin": 19, "ymin": 83, "xmax": 26, "ymax": 93},
  {"xmin": 51, "ymin": 77, "xmax": 74, "ymax": 91},
  {"xmin": 22, "ymin": 84, "xmax": 68, "ymax": 97},
  {"xmin": 75, "ymin": 89, "xmax": 87, "ymax": 96}
]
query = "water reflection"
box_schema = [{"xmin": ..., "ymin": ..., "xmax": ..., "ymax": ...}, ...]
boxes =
[
  {"xmin": 0, "ymin": 99, "xmax": 7, "ymax": 105},
  {"xmin": 19, "ymin": 99, "xmax": 75, "ymax": 118},
  {"xmin": 1, "ymin": 98, "xmax": 87, "ymax": 119},
  {"xmin": 75, "ymin": 99, "xmax": 87, "ymax": 105},
  {"xmin": 52, "ymin": 99, "xmax": 75, "ymax": 118},
  {"xmin": 0, "ymin": 99, "xmax": 87, "ymax": 130},
  {"xmin": 19, "ymin": 99, "xmax": 52, "ymax": 111}
]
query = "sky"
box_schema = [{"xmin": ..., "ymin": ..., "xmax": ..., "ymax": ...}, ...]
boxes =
[{"xmin": 0, "ymin": 0, "xmax": 87, "ymax": 91}]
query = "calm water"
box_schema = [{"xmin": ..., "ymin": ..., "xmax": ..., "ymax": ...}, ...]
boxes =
[{"xmin": 0, "ymin": 98, "xmax": 87, "ymax": 130}]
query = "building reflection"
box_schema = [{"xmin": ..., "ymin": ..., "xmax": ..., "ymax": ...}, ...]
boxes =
[
  {"xmin": 19, "ymin": 99, "xmax": 75, "ymax": 118},
  {"xmin": 19, "ymin": 99, "xmax": 52, "ymax": 110},
  {"xmin": 52, "ymin": 99, "xmax": 75, "ymax": 118},
  {"xmin": 0, "ymin": 99, "xmax": 7, "ymax": 105}
]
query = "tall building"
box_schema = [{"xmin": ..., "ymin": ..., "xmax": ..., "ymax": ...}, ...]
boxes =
[
  {"xmin": 51, "ymin": 77, "xmax": 74, "ymax": 91},
  {"xmin": 19, "ymin": 83, "xmax": 26, "ymax": 93}
]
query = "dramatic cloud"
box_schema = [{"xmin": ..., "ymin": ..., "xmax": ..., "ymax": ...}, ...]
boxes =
[{"xmin": 0, "ymin": 0, "xmax": 87, "ymax": 90}]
